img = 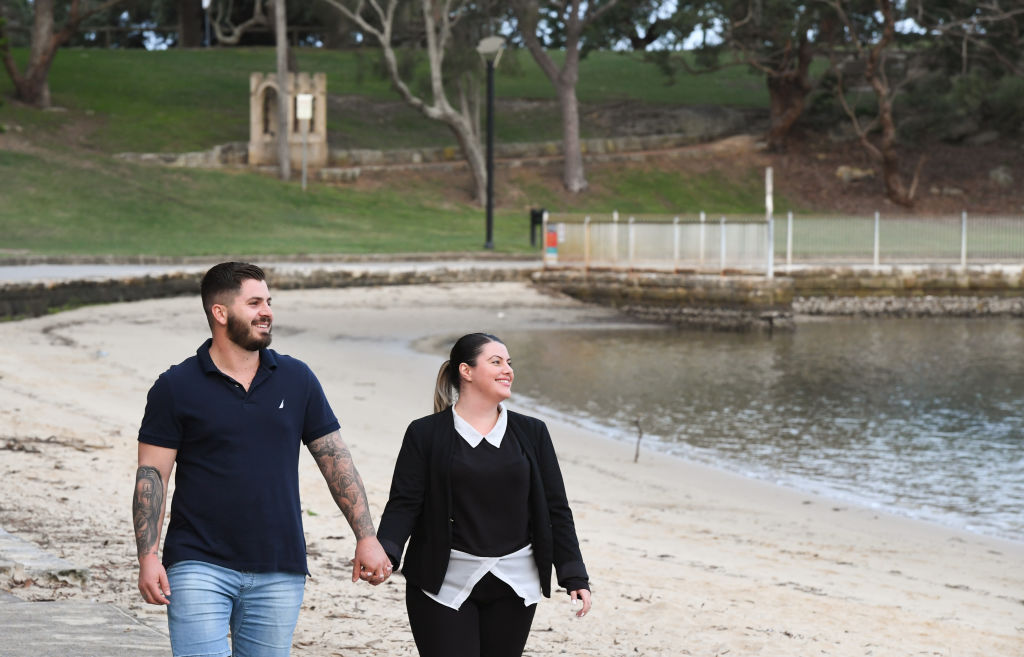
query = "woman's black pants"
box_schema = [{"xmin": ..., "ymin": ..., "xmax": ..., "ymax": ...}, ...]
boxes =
[{"xmin": 406, "ymin": 572, "xmax": 538, "ymax": 657}]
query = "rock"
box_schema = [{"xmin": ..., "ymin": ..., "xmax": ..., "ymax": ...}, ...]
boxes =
[
  {"xmin": 966, "ymin": 130, "xmax": 1000, "ymax": 146},
  {"xmin": 989, "ymin": 165, "xmax": 1013, "ymax": 188},
  {"xmin": 836, "ymin": 165, "xmax": 874, "ymax": 183},
  {"xmin": 942, "ymin": 186, "xmax": 965, "ymax": 196},
  {"xmin": 942, "ymin": 118, "xmax": 979, "ymax": 142}
]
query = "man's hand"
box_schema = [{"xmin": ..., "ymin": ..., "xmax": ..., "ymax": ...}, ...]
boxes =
[
  {"xmin": 352, "ymin": 536, "xmax": 392, "ymax": 585},
  {"xmin": 138, "ymin": 554, "xmax": 171, "ymax": 605}
]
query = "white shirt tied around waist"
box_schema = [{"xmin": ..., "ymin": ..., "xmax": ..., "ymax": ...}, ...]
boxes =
[{"xmin": 422, "ymin": 405, "xmax": 542, "ymax": 610}]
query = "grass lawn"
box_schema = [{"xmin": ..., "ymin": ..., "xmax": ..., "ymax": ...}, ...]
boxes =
[{"xmin": 0, "ymin": 47, "xmax": 783, "ymax": 259}]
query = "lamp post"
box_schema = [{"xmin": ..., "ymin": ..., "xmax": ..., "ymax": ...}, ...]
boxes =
[
  {"xmin": 202, "ymin": 0, "xmax": 211, "ymax": 47},
  {"xmin": 477, "ymin": 36, "xmax": 505, "ymax": 250}
]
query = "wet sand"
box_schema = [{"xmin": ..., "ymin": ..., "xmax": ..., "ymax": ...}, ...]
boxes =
[{"xmin": 1, "ymin": 282, "xmax": 1022, "ymax": 656}]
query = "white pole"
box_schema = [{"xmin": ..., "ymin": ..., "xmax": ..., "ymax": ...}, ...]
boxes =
[
  {"xmin": 786, "ymin": 211, "xmax": 793, "ymax": 271},
  {"xmin": 612, "ymin": 210, "xmax": 619, "ymax": 265},
  {"xmin": 628, "ymin": 216, "xmax": 636, "ymax": 270},
  {"xmin": 301, "ymin": 119, "xmax": 308, "ymax": 191},
  {"xmin": 699, "ymin": 211, "xmax": 706, "ymax": 269},
  {"xmin": 766, "ymin": 167, "xmax": 775, "ymax": 280},
  {"xmin": 584, "ymin": 215, "xmax": 591, "ymax": 270},
  {"xmin": 720, "ymin": 216, "xmax": 727, "ymax": 272},
  {"xmin": 960, "ymin": 210, "xmax": 967, "ymax": 270},
  {"xmin": 873, "ymin": 211, "xmax": 880, "ymax": 270},
  {"xmin": 673, "ymin": 216, "xmax": 680, "ymax": 272}
]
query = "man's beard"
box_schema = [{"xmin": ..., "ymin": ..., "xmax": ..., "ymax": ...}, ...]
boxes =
[{"xmin": 226, "ymin": 312, "xmax": 272, "ymax": 351}]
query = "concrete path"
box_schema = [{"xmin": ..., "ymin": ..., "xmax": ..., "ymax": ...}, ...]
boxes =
[
  {"xmin": 0, "ymin": 528, "xmax": 168, "ymax": 656},
  {"xmin": 0, "ymin": 258, "xmax": 541, "ymax": 284},
  {"xmin": 0, "ymin": 597, "xmax": 168, "ymax": 656}
]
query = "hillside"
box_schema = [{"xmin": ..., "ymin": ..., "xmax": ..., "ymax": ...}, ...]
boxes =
[{"xmin": 0, "ymin": 48, "xmax": 1021, "ymax": 259}]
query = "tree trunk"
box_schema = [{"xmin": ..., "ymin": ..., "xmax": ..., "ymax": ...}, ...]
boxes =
[
  {"xmin": 764, "ymin": 36, "xmax": 813, "ymax": 151},
  {"xmin": 765, "ymin": 71, "xmax": 810, "ymax": 150},
  {"xmin": 273, "ymin": 0, "xmax": 291, "ymax": 180},
  {"xmin": 558, "ymin": 81, "xmax": 587, "ymax": 192},
  {"xmin": 20, "ymin": 0, "xmax": 56, "ymax": 107},
  {"xmin": 448, "ymin": 114, "xmax": 488, "ymax": 206},
  {"xmin": 2, "ymin": 0, "xmax": 127, "ymax": 108},
  {"xmin": 177, "ymin": 0, "xmax": 204, "ymax": 48}
]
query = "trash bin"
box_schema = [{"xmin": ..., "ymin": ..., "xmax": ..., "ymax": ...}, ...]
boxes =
[{"xmin": 530, "ymin": 208, "xmax": 546, "ymax": 247}]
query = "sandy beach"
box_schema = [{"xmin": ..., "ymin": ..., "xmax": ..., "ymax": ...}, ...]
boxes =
[{"xmin": 1, "ymin": 281, "xmax": 1022, "ymax": 656}]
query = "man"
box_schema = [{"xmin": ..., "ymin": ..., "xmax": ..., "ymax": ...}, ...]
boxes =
[{"xmin": 132, "ymin": 262, "xmax": 391, "ymax": 657}]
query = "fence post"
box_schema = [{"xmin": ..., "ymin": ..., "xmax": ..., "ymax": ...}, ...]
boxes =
[
  {"xmin": 873, "ymin": 211, "xmax": 880, "ymax": 270},
  {"xmin": 720, "ymin": 216, "xmax": 727, "ymax": 272},
  {"xmin": 961, "ymin": 210, "xmax": 968, "ymax": 270},
  {"xmin": 765, "ymin": 167, "xmax": 774, "ymax": 278},
  {"xmin": 699, "ymin": 211, "xmax": 706, "ymax": 269},
  {"xmin": 786, "ymin": 211, "xmax": 793, "ymax": 272},
  {"xmin": 584, "ymin": 215, "xmax": 591, "ymax": 270},
  {"xmin": 612, "ymin": 210, "xmax": 619, "ymax": 265},
  {"xmin": 673, "ymin": 216, "xmax": 680, "ymax": 272},
  {"xmin": 628, "ymin": 216, "xmax": 636, "ymax": 270}
]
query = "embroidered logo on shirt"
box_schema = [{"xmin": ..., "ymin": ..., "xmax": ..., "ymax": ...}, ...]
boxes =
[{"xmin": 279, "ymin": 399, "xmax": 285, "ymax": 409}]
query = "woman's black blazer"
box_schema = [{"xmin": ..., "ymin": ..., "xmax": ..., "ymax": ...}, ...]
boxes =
[{"xmin": 377, "ymin": 408, "xmax": 589, "ymax": 598}]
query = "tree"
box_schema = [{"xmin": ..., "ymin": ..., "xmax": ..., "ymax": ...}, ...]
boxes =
[
  {"xmin": 273, "ymin": 0, "xmax": 289, "ymax": 180},
  {"xmin": 0, "ymin": 0, "xmax": 129, "ymax": 108},
  {"xmin": 713, "ymin": 2, "xmax": 840, "ymax": 150},
  {"xmin": 322, "ymin": 0, "xmax": 494, "ymax": 205},
  {"xmin": 510, "ymin": 0, "xmax": 620, "ymax": 193},
  {"xmin": 822, "ymin": 0, "xmax": 924, "ymax": 207},
  {"xmin": 177, "ymin": 0, "xmax": 204, "ymax": 48}
]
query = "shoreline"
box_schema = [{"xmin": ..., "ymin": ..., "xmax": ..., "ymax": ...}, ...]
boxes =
[
  {"xmin": 512, "ymin": 389, "xmax": 1024, "ymax": 548},
  {"xmin": 1, "ymin": 282, "xmax": 1022, "ymax": 656}
]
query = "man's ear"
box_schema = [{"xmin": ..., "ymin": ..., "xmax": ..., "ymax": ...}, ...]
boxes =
[{"xmin": 211, "ymin": 303, "xmax": 229, "ymax": 326}]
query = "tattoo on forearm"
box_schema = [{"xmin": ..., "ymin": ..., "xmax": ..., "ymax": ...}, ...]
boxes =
[
  {"xmin": 309, "ymin": 432, "xmax": 376, "ymax": 540},
  {"xmin": 133, "ymin": 466, "xmax": 163, "ymax": 558}
]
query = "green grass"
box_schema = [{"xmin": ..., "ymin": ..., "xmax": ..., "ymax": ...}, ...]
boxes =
[
  {"xmin": 0, "ymin": 149, "xmax": 541, "ymax": 256},
  {"xmin": 0, "ymin": 47, "xmax": 779, "ymax": 259},
  {"xmin": 0, "ymin": 47, "xmax": 768, "ymax": 152}
]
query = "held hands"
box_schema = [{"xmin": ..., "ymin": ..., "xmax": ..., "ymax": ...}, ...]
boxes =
[
  {"xmin": 352, "ymin": 536, "xmax": 392, "ymax": 586},
  {"xmin": 569, "ymin": 588, "xmax": 592, "ymax": 617},
  {"xmin": 138, "ymin": 554, "xmax": 171, "ymax": 605}
]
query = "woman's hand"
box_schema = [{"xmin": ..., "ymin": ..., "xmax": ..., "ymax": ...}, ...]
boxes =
[{"xmin": 570, "ymin": 588, "xmax": 591, "ymax": 617}]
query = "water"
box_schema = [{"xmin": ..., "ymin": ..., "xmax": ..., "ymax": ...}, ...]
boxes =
[{"xmin": 498, "ymin": 318, "xmax": 1024, "ymax": 543}]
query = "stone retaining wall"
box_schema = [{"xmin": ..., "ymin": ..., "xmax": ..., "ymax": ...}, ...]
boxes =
[
  {"xmin": 114, "ymin": 130, "xmax": 748, "ymax": 173},
  {"xmin": 533, "ymin": 266, "xmax": 1024, "ymax": 330},
  {"xmin": 0, "ymin": 266, "xmax": 534, "ymax": 320},
  {"xmin": 532, "ymin": 269, "xmax": 793, "ymax": 331},
  {"xmin": 5, "ymin": 265, "xmax": 1024, "ymax": 326}
]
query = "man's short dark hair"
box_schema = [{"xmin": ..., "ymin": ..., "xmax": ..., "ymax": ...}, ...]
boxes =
[{"xmin": 200, "ymin": 262, "xmax": 267, "ymax": 327}]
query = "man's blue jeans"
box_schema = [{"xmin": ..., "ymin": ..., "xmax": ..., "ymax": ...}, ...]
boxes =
[{"xmin": 166, "ymin": 560, "xmax": 306, "ymax": 657}]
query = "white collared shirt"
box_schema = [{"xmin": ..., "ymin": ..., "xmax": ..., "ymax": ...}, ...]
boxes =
[
  {"xmin": 452, "ymin": 403, "xmax": 507, "ymax": 448},
  {"xmin": 421, "ymin": 406, "xmax": 542, "ymax": 610}
]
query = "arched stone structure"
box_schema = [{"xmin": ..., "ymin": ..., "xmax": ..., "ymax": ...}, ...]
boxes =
[{"xmin": 249, "ymin": 72, "xmax": 328, "ymax": 170}]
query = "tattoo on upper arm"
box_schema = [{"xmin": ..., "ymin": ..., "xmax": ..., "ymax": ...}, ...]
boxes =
[
  {"xmin": 309, "ymin": 432, "xmax": 376, "ymax": 540},
  {"xmin": 133, "ymin": 466, "xmax": 163, "ymax": 558}
]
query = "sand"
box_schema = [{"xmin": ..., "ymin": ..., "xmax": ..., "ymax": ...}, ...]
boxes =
[{"xmin": 1, "ymin": 281, "xmax": 1022, "ymax": 656}]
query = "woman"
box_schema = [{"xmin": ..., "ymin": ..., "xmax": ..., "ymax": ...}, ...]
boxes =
[{"xmin": 377, "ymin": 332, "xmax": 592, "ymax": 657}]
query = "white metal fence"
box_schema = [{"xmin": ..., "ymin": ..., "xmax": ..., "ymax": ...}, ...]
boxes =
[{"xmin": 542, "ymin": 211, "xmax": 1024, "ymax": 275}]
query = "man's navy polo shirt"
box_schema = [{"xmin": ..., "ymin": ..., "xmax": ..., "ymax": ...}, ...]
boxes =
[{"xmin": 138, "ymin": 339, "xmax": 340, "ymax": 575}]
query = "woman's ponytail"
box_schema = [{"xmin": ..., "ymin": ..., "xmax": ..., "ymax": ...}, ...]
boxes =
[{"xmin": 433, "ymin": 359, "xmax": 455, "ymax": 413}]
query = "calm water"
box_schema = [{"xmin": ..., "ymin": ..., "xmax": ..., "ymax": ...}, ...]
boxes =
[{"xmin": 499, "ymin": 319, "xmax": 1024, "ymax": 542}]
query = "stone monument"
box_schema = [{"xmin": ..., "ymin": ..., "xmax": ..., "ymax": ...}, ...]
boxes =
[{"xmin": 248, "ymin": 72, "xmax": 328, "ymax": 170}]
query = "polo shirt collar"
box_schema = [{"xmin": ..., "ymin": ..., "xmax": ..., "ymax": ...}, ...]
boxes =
[
  {"xmin": 452, "ymin": 404, "xmax": 507, "ymax": 448},
  {"xmin": 196, "ymin": 338, "xmax": 277, "ymax": 375}
]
